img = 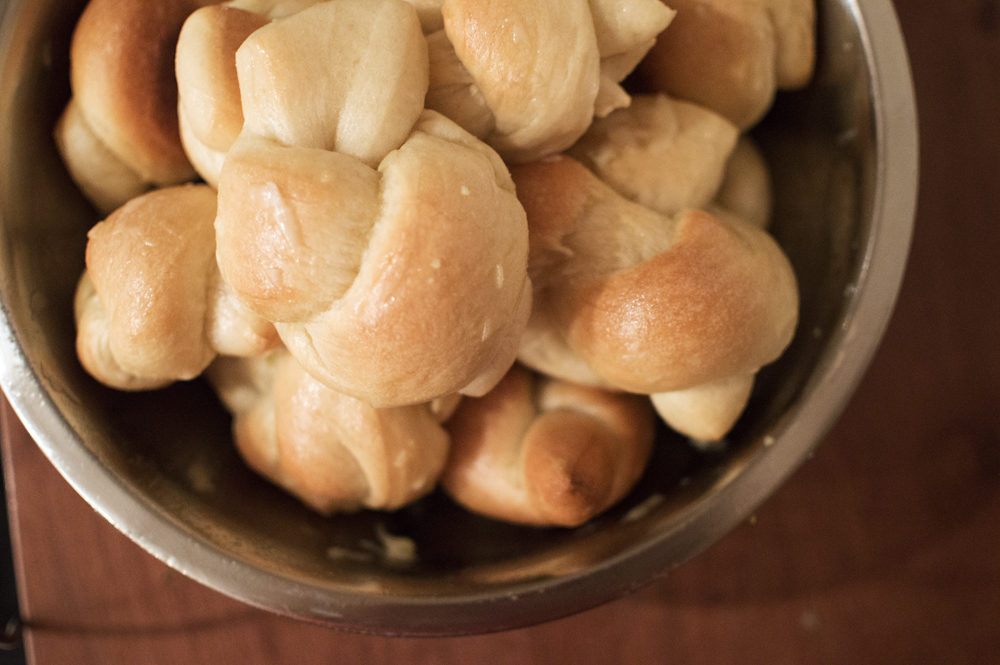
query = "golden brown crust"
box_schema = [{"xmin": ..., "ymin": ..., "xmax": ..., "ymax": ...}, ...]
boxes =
[
  {"xmin": 441, "ymin": 0, "xmax": 601, "ymax": 162},
  {"xmin": 216, "ymin": 135, "xmax": 383, "ymax": 322},
  {"xmin": 568, "ymin": 208, "xmax": 796, "ymax": 392},
  {"xmin": 430, "ymin": 0, "xmax": 673, "ymax": 159},
  {"xmin": 77, "ymin": 185, "xmax": 278, "ymax": 390},
  {"xmin": 53, "ymin": 100, "xmax": 151, "ymax": 215},
  {"xmin": 443, "ymin": 364, "xmax": 655, "ymax": 527},
  {"xmin": 207, "ymin": 350, "xmax": 450, "ymax": 513},
  {"xmin": 636, "ymin": 0, "xmax": 815, "ymax": 130},
  {"xmin": 70, "ymin": 0, "xmax": 208, "ymax": 184},
  {"xmin": 82, "ymin": 185, "xmax": 219, "ymax": 384},
  {"xmin": 511, "ymin": 155, "xmax": 798, "ymax": 395}
]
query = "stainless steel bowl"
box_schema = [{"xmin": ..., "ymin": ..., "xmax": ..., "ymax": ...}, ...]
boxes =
[{"xmin": 0, "ymin": 0, "xmax": 917, "ymax": 636}]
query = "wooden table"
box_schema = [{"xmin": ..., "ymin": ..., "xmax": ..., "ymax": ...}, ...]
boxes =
[{"xmin": 3, "ymin": 0, "xmax": 1000, "ymax": 662}]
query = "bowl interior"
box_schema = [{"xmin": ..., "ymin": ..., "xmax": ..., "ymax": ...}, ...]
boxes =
[{"xmin": 0, "ymin": 0, "xmax": 913, "ymax": 636}]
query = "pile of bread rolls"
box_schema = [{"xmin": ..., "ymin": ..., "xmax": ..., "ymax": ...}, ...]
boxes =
[{"xmin": 59, "ymin": 0, "xmax": 813, "ymax": 528}]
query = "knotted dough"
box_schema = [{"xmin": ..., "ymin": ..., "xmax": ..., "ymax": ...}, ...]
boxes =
[
  {"xmin": 511, "ymin": 156, "xmax": 798, "ymax": 440},
  {"xmin": 54, "ymin": 0, "xmax": 211, "ymax": 213},
  {"xmin": 215, "ymin": 0, "xmax": 531, "ymax": 407},
  {"xmin": 208, "ymin": 349, "xmax": 452, "ymax": 513},
  {"xmin": 423, "ymin": 0, "xmax": 676, "ymax": 162},
  {"xmin": 75, "ymin": 184, "xmax": 278, "ymax": 391},
  {"xmin": 443, "ymin": 363, "xmax": 655, "ymax": 527},
  {"xmin": 637, "ymin": 0, "xmax": 816, "ymax": 129}
]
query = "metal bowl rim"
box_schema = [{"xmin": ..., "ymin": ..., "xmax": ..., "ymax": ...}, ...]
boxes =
[{"xmin": 0, "ymin": 0, "xmax": 918, "ymax": 637}]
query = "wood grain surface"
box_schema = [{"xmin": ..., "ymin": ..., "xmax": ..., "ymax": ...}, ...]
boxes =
[{"xmin": 3, "ymin": 0, "xmax": 1000, "ymax": 662}]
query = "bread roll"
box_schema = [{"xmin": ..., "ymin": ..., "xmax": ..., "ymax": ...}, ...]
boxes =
[
  {"xmin": 637, "ymin": 0, "xmax": 816, "ymax": 129},
  {"xmin": 439, "ymin": 0, "xmax": 599, "ymax": 163},
  {"xmin": 214, "ymin": 0, "xmax": 532, "ymax": 407},
  {"xmin": 176, "ymin": 4, "xmax": 270, "ymax": 186},
  {"xmin": 175, "ymin": 1, "xmax": 334, "ymax": 186},
  {"xmin": 207, "ymin": 350, "xmax": 450, "ymax": 513},
  {"xmin": 443, "ymin": 364, "xmax": 655, "ymax": 527},
  {"xmin": 217, "ymin": 111, "xmax": 532, "ymax": 407},
  {"xmin": 57, "ymin": 0, "xmax": 209, "ymax": 212},
  {"xmin": 76, "ymin": 185, "xmax": 278, "ymax": 390},
  {"xmin": 568, "ymin": 94, "xmax": 774, "ymax": 229},
  {"xmin": 568, "ymin": 94, "xmax": 739, "ymax": 217},
  {"xmin": 425, "ymin": 0, "xmax": 673, "ymax": 163},
  {"xmin": 511, "ymin": 155, "xmax": 797, "ymax": 398}
]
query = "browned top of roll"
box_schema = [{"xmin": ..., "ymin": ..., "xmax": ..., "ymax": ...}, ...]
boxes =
[
  {"xmin": 83, "ymin": 184, "xmax": 219, "ymax": 382},
  {"xmin": 441, "ymin": 0, "xmax": 601, "ymax": 162},
  {"xmin": 70, "ymin": 0, "xmax": 209, "ymax": 183},
  {"xmin": 635, "ymin": 0, "xmax": 815, "ymax": 130},
  {"xmin": 443, "ymin": 363, "xmax": 654, "ymax": 527},
  {"xmin": 511, "ymin": 155, "xmax": 798, "ymax": 394}
]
